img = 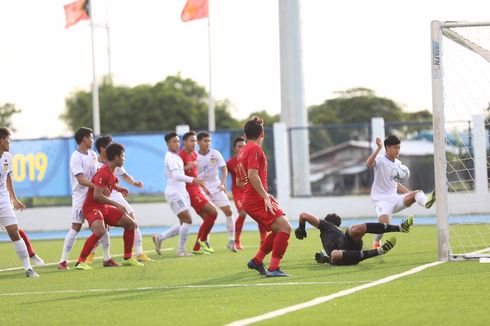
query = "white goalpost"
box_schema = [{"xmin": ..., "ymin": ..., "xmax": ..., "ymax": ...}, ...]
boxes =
[{"xmin": 431, "ymin": 21, "xmax": 490, "ymax": 261}]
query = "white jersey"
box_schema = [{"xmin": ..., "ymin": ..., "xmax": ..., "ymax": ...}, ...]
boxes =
[
  {"xmin": 96, "ymin": 161, "xmax": 126, "ymax": 176},
  {"xmin": 165, "ymin": 151, "xmax": 193, "ymax": 195},
  {"xmin": 197, "ymin": 149, "xmax": 226, "ymax": 194},
  {"xmin": 370, "ymin": 155, "xmax": 402, "ymax": 203},
  {"xmin": 70, "ymin": 149, "xmax": 98, "ymax": 208},
  {"xmin": 0, "ymin": 152, "xmax": 13, "ymax": 205}
]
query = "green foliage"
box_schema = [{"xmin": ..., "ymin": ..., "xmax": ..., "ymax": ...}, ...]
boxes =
[
  {"xmin": 61, "ymin": 75, "xmax": 239, "ymax": 133},
  {"xmin": 309, "ymin": 88, "xmax": 405, "ymax": 125},
  {"xmin": 0, "ymin": 103, "xmax": 21, "ymax": 131}
]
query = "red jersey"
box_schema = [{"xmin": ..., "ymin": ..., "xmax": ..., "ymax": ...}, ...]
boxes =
[
  {"xmin": 226, "ymin": 155, "xmax": 240, "ymax": 192},
  {"xmin": 236, "ymin": 142, "xmax": 268, "ymax": 202},
  {"xmin": 83, "ymin": 163, "xmax": 119, "ymax": 210},
  {"xmin": 178, "ymin": 149, "xmax": 199, "ymax": 192}
]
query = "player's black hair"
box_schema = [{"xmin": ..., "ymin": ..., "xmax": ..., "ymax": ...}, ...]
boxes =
[
  {"xmin": 74, "ymin": 127, "xmax": 93, "ymax": 145},
  {"xmin": 233, "ymin": 136, "xmax": 245, "ymax": 148},
  {"xmin": 165, "ymin": 132, "xmax": 178, "ymax": 143},
  {"xmin": 384, "ymin": 135, "xmax": 401, "ymax": 147},
  {"xmin": 106, "ymin": 143, "xmax": 124, "ymax": 161},
  {"xmin": 324, "ymin": 213, "xmax": 342, "ymax": 227},
  {"xmin": 182, "ymin": 131, "xmax": 197, "ymax": 141},
  {"xmin": 95, "ymin": 135, "xmax": 112, "ymax": 153},
  {"xmin": 197, "ymin": 131, "xmax": 210, "ymax": 141},
  {"xmin": 0, "ymin": 127, "xmax": 11, "ymax": 140},
  {"xmin": 244, "ymin": 116, "xmax": 264, "ymax": 140}
]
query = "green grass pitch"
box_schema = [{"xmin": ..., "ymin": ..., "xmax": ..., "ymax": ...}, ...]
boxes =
[{"xmin": 1, "ymin": 225, "xmax": 489, "ymax": 325}]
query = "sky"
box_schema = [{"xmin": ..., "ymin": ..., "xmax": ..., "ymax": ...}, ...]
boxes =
[{"xmin": 0, "ymin": 0, "xmax": 489, "ymax": 139}]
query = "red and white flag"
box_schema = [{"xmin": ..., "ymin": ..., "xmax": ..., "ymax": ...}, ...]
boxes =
[
  {"xmin": 181, "ymin": 0, "xmax": 208, "ymax": 22},
  {"xmin": 64, "ymin": 0, "xmax": 90, "ymax": 28}
]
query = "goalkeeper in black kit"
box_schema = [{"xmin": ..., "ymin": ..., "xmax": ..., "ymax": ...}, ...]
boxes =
[{"xmin": 295, "ymin": 212, "xmax": 414, "ymax": 265}]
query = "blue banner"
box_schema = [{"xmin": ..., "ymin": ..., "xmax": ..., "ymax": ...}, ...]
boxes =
[
  {"xmin": 11, "ymin": 138, "xmax": 72, "ymax": 197},
  {"xmin": 10, "ymin": 132, "xmax": 231, "ymax": 198}
]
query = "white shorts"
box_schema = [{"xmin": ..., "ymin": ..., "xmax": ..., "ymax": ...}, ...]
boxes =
[
  {"xmin": 374, "ymin": 194, "xmax": 407, "ymax": 218},
  {"xmin": 72, "ymin": 205, "xmax": 85, "ymax": 224},
  {"xmin": 206, "ymin": 191, "xmax": 230, "ymax": 208},
  {"xmin": 0, "ymin": 205, "xmax": 17, "ymax": 228},
  {"xmin": 165, "ymin": 191, "xmax": 191, "ymax": 216},
  {"xmin": 110, "ymin": 192, "xmax": 135, "ymax": 215}
]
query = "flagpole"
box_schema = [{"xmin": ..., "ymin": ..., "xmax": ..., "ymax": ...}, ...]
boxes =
[
  {"xmin": 207, "ymin": 1, "xmax": 215, "ymax": 132},
  {"xmin": 89, "ymin": 2, "xmax": 101, "ymax": 135}
]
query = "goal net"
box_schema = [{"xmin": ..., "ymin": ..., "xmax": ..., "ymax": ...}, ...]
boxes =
[{"xmin": 431, "ymin": 21, "xmax": 490, "ymax": 261}]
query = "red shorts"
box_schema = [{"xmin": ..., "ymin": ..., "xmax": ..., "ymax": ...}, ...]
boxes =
[
  {"xmin": 232, "ymin": 189, "xmax": 244, "ymax": 211},
  {"xmin": 243, "ymin": 196, "xmax": 285, "ymax": 232},
  {"xmin": 83, "ymin": 205, "xmax": 123, "ymax": 227},
  {"xmin": 188, "ymin": 189, "xmax": 210, "ymax": 214}
]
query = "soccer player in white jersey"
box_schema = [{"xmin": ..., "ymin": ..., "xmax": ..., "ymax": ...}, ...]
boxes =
[
  {"xmin": 0, "ymin": 127, "xmax": 38, "ymax": 277},
  {"xmin": 58, "ymin": 127, "xmax": 111, "ymax": 269},
  {"xmin": 197, "ymin": 132, "xmax": 237, "ymax": 252},
  {"xmin": 90, "ymin": 135, "xmax": 152, "ymax": 262},
  {"xmin": 365, "ymin": 135, "xmax": 435, "ymax": 248},
  {"xmin": 153, "ymin": 132, "xmax": 206, "ymax": 257}
]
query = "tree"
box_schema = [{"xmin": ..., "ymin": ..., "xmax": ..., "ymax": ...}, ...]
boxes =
[
  {"xmin": 0, "ymin": 103, "xmax": 21, "ymax": 131},
  {"xmin": 309, "ymin": 88, "xmax": 405, "ymax": 125},
  {"xmin": 61, "ymin": 74, "xmax": 240, "ymax": 133},
  {"xmin": 242, "ymin": 110, "xmax": 280, "ymax": 126}
]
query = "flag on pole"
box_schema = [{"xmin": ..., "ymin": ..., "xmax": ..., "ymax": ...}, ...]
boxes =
[
  {"xmin": 181, "ymin": 0, "xmax": 208, "ymax": 22},
  {"xmin": 64, "ymin": 0, "xmax": 90, "ymax": 28}
]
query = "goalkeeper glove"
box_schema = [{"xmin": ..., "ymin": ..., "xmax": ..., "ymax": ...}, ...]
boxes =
[{"xmin": 295, "ymin": 227, "xmax": 307, "ymax": 239}]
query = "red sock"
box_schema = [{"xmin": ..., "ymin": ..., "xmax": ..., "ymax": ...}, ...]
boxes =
[
  {"xmin": 193, "ymin": 223, "xmax": 204, "ymax": 251},
  {"xmin": 253, "ymin": 232, "xmax": 276, "ymax": 264},
  {"xmin": 235, "ymin": 215, "xmax": 246, "ymax": 243},
  {"xmin": 18, "ymin": 228, "xmax": 34, "ymax": 257},
  {"xmin": 258, "ymin": 223, "xmax": 267, "ymax": 244},
  {"xmin": 199, "ymin": 213, "xmax": 217, "ymax": 242},
  {"xmin": 79, "ymin": 233, "xmax": 101, "ymax": 262},
  {"xmin": 123, "ymin": 228, "xmax": 135, "ymax": 259},
  {"xmin": 269, "ymin": 231, "xmax": 290, "ymax": 271}
]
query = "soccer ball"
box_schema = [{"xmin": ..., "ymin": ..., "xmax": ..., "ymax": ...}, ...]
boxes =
[{"xmin": 391, "ymin": 164, "xmax": 410, "ymax": 182}]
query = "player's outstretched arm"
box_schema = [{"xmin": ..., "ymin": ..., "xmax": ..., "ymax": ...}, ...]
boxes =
[
  {"xmin": 295, "ymin": 212, "xmax": 321, "ymax": 239},
  {"xmin": 365, "ymin": 137, "xmax": 383, "ymax": 168},
  {"xmin": 122, "ymin": 173, "xmax": 144, "ymax": 188}
]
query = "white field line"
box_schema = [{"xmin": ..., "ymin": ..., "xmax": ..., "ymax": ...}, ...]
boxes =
[
  {"xmin": 0, "ymin": 280, "xmax": 373, "ymax": 297},
  {"xmin": 0, "ymin": 248, "xmax": 174, "ymax": 273},
  {"xmin": 226, "ymin": 260, "xmax": 445, "ymax": 326}
]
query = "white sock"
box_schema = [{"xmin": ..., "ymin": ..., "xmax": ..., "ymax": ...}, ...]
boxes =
[
  {"xmin": 13, "ymin": 239, "xmax": 32, "ymax": 271},
  {"xmin": 374, "ymin": 233, "xmax": 383, "ymax": 243},
  {"xmin": 225, "ymin": 215, "xmax": 235, "ymax": 241},
  {"xmin": 157, "ymin": 224, "xmax": 181, "ymax": 242},
  {"xmin": 415, "ymin": 191, "xmax": 428, "ymax": 207},
  {"xmin": 100, "ymin": 232, "xmax": 111, "ymax": 261},
  {"xmin": 178, "ymin": 223, "xmax": 191, "ymax": 250},
  {"xmin": 134, "ymin": 227, "xmax": 143, "ymax": 256},
  {"xmin": 60, "ymin": 229, "xmax": 78, "ymax": 262}
]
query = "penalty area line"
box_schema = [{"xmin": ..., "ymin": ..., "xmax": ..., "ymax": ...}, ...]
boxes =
[
  {"xmin": 226, "ymin": 260, "xmax": 445, "ymax": 326},
  {"xmin": 0, "ymin": 280, "xmax": 373, "ymax": 297}
]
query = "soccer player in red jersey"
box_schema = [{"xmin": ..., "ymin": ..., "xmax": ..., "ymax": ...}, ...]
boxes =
[
  {"xmin": 237, "ymin": 116, "xmax": 292, "ymax": 277},
  {"xmin": 75, "ymin": 143, "xmax": 143, "ymax": 270},
  {"xmin": 226, "ymin": 136, "xmax": 267, "ymax": 249},
  {"xmin": 178, "ymin": 131, "xmax": 219, "ymax": 254}
]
